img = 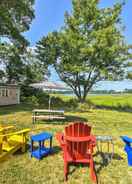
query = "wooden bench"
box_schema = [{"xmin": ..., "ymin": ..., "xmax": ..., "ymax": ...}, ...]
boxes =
[{"xmin": 32, "ymin": 109, "xmax": 65, "ymax": 123}]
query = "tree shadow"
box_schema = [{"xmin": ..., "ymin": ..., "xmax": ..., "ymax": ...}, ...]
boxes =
[
  {"xmin": 60, "ymin": 162, "xmax": 99, "ymax": 183},
  {"xmin": 0, "ymin": 104, "xmax": 34, "ymax": 115},
  {"xmin": 94, "ymin": 151, "xmax": 123, "ymax": 175},
  {"xmin": 51, "ymin": 146, "xmax": 61, "ymax": 155},
  {"xmin": 34, "ymin": 115, "xmax": 87, "ymax": 125},
  {"xmin": 13, "ymin": 145, "xmax": 61, "ymax": 158},
  {"xmin": 96, "ymin": 104, "xmax": 132, "ymax": 113}
]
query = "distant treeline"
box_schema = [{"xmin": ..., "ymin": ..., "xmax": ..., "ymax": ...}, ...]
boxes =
[
  {"xmin": 90, "ymin": 89, "xmax": 132, "ymax": 94},
  {"xmin": 55, "ymin": 89, "xmax": 132, "ymax": 95}
]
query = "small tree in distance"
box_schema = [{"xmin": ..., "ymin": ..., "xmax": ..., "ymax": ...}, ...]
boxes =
[{"xmin": 36, "ymin": 0, "xmax": 132, "ymax": 103}]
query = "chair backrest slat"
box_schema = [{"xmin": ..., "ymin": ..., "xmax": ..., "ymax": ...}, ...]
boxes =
[{"xmin": 65, "ymin": 122, "xmax": 91, "ymax": 159}]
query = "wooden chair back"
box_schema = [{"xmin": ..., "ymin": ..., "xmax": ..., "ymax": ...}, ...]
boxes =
[{"xmin": 65, "ymin": 122, "xmax": 92, "ymax": 159}]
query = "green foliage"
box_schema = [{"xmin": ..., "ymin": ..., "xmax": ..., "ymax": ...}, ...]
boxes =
[
  {"xmin": 23, "ymin": 48, "xmax": 47, "ymax": 85},
  {"xmin": 35, "ymin": 91, "xmax": 49, "ymax": 105},
  {"xmin": 0, "ymin": 0, "xmax": 35, "ymax": 46},
  {"xmin": 0, "ymin": 70, "xmax": 5, "ymax": 81},
  {"xmin": 36, "ymin": 0, "xmax": 131, "ymax": 103},
  {"xmin": 124, "ymin": 89, "xmax": 132, "ymax": 93},
  {"xmin": 0, "ymin": 46, "xmax": 45, "ymax": 89},
  {"xmin": 21, "ymin": 86, "xmax": 49, "ymax": 105},
  {"xmin": 65, "ymin": 98, "xmax": 78, "ymax": 110},
  {"xmin": 77, "ymin": 100, "xmax": 94, "ymax": 112},
  {"xmin": 125, "ymin": 62, "xmax": 132, "ymax": 67},
  {"xmin": 0, "ymin": 0, "xmax": 44, "ymax": 89},
  {"xmin": 20, "ymin": 85, "xmax": 39, "ymax": 98},
  {"xmin": 126, "ymin": 72, "xmax": 132, "ymax": 80},
  {"xmin": 25, "ymin": 95, "xmax": 39, "ymax": 107},
  {"xmin": 3, "ymin": 45, "xmax": 25, "ymax": 83}
]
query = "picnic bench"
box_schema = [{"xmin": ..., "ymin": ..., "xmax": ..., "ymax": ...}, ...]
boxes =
[{"xmin": 32, "ymin": 109, "xmax": 65, "ymax": 123}]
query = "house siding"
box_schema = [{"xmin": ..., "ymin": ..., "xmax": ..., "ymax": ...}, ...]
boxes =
[{"xmin": 0, "ymin": 85, "xmax": 20, "ymax": 106}]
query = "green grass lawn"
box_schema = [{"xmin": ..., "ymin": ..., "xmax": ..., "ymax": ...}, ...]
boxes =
[
  {"xmin": 89, "ymin": 94, "xmax": 132, "ymax": 110},
  {"xmin": 0, "ymin": 95, "xmax": 132, "ymax": 184}
]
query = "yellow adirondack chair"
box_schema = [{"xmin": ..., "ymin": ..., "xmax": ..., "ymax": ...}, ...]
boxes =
[
  {"xmin": 0, "ymin": 125, "xmax": 14, "ymax": 133},
  {"xmin": 0, "ymin": 128, "xmax": 30, "ymax": 162},
  {"xmin": 0, "ymin": 136, "xmax": 3, "ymax": 155}
]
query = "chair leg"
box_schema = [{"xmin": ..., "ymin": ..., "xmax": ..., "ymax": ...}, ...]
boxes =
[
  {"xmin": 89, "ymin": 159, "xmax": 97, "ymax": 183},
  {"xmin": 64, "ymin": 162, "xmax": 68, "ymax": 181},
  {"xmin": 21, "ymin": 135, "xmax": 27, "ymax": 152}
]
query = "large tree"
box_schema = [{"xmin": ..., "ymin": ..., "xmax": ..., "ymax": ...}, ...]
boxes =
[
  {"xmin": 0, "ymin": 0, "xmax": 42, "ymax": 84},
  {"xmin": 0, "ymin": 0, "xmax": 35, "ymax": 65},
  {"xmin": 36, "ymin": 0, "xmax": 132, "ymax": 102}
]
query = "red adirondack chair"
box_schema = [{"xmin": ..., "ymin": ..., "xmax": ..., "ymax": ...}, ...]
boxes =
[{"xmin": 56, "ymin": 122, "xmax": 97, "ymax": 182}]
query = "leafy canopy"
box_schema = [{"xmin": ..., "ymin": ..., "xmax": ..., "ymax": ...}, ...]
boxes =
[
  {"xmin": 37, "ymin": 0, "xmax": 131, "ymax": 102},
  {"xmin": 0, "ymin": 45, "xmax": 46, "ymax": 84},
  {"xmin": 0, "ymin": 0, "xmax": 35, "ymax": 46},
  {"xmin": 0, "ymin": 0, "xmax": 45, "ymax": 85}
]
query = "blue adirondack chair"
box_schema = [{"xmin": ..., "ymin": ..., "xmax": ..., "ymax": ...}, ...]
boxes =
[{"xmin": 121, "ymin": 136, "xmax": 132, "ymax": 166}]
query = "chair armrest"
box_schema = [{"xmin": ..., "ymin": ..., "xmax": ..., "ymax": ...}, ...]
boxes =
[
  {"xmin": 121, "ymin": 136, "xmax": 132, "ymax": 144},
  {"xmin": 56, "ymin": 133, "xmax": 66, "ymax": 147},
  {"xmin": 0, "ymin": 125, "xmax": 14, "ymax": 132},
  {"xmin": 0, "ymin": 128, "xmax": 30, "ymax": 138},
  {"xmin": 88, "ymin": 135, "xmax": 96, "ymax": 154},
  {"xmin": 90, "ymin": 135, "xmax": 96, "ymax": 146},
  {"xmin": 65, "ymin": 135, "xmax": 96, "ymax": 144}
]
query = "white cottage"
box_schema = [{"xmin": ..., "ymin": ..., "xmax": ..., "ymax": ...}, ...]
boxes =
[{"xmin": 0, "ymin": 84, "xmax": 20, "ymax": 106}]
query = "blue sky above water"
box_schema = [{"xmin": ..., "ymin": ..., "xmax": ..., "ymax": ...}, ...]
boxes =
[{"xmin": 24, "ymin": 0, "xmax": 132, "ymax": 91}]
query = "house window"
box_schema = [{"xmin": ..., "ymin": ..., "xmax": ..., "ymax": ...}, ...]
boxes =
[
  {"xmin": 2, "ymin": 89, "xmax": 5, "ymax": 96},
  {"xmin": 0, "ymin": 88, "xmax": 9, "ymax": 97}
]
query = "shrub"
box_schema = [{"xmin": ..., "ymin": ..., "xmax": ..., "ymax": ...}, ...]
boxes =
[
  {"xmin": 20, "ymin": 85, "xmax": 39, "ymax": 98},
  {"xmin": 77, "ymin": 100, "xmax": 94, "ymax": 112},
  {"xmin": 26, "ymin": 96, "xmax": 39, "ymax": 107},
  {"xmin": 36, "ymin": 91, "xmax": 49, "ymax": 105},
  {"xmin": 21, "ymin": 85, "xmax": 50, "ymax": 106},
  {"xmin": 49, "ymin": 96, "xmax": 64, "ymax": 109},
  {"xmin": 65, "ymin": 98, "xmax": 78, "ymax": 110}
]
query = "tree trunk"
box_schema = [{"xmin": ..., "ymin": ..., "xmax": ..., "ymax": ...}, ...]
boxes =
[
  {"xmin": 74, "ymin": 86, "xmax": 90, "ymax": 103},
  {"xmin": 75, "ymin": 91, "xmax": 88, "ymax": 103}
]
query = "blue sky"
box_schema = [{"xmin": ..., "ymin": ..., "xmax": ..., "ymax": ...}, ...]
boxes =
[
  {"xmin": 24, "ymin": 0, "xmax": 132, "ymax": 90},
  {"xmin": 24, "ymin": 0, "xmax": 132, "ymax": 45}
]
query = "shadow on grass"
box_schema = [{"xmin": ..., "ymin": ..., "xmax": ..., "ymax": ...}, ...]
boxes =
[
  {"xmin": 52, "ymin": 146, "xmax": 61, "ymax": 155},
  {"xmin": 14, "ymin": 145, "xmax": 61, "ymax": 157},
  {"xmin": 0, "ymin": 104, "xmax": 34, "ymax": 115},
  {"xmin": 96, "ymin": 104, "xmax": 132, "ymax": 113},
  {"xmin": 34, "ymin": 115, "xmax": 87, "ymax": 125},
  {"xmin": 60, "ymin": 162, "xmax": 99, "ymax": 183},
  {"xmin": 0, "ymin": 100, "xmax": 78, "ymax": 115},
  {"xmin": 94, "ymin": 151, "xmax": 123, "ymax": 175}
]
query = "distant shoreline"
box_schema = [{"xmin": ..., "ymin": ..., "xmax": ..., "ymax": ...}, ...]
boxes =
[{"xmin": 62, "ymin": 92, "xmax": 132, "ymax": 96}]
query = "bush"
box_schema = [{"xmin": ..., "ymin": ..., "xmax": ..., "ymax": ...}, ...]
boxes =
[
  {"xmin": 36, "ymin": 91, "xmax": 49, "ymax": 105},
  {"xmin": 49, "ymin": 96, "xmax": 64, "ymax": 108},
  {"xmin": 65, "ymin": 98, "xmax": 78, "ymax": 110},
  {"xmin": 21, "ymin": 85, "xmax": 50, "ymax": 106},
  {"xmin": 77, "ymin": 100, "xmax": 94, "ymax": 112},
  {"xmin": 26, "ymin": 96, "xmax": 39, "ymax": 107},
  {"xmin": 20, "ymin": 85, "xmax": 39, "ymax": 99}
]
